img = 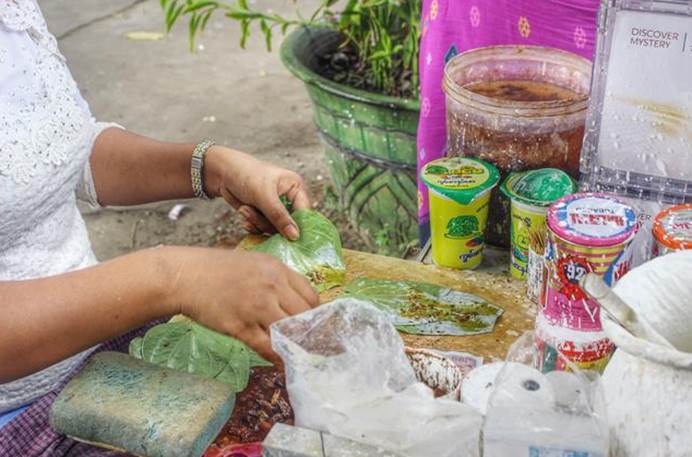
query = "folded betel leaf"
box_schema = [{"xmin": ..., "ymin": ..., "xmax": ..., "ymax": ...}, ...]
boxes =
[
  {"xmin": 342, "ymin": 278, "xmax": 504, "ymax": 336},
  {"xmin": 251, "ymin": 209, "xmax": 346, "ymax": 291},
  {"xmin": 50, "ymin": 352, "xmax": 235, "ymax": 457},
  {"xmin": 129, "ymin": 321, "xmax": 271, "ymax": 393}
]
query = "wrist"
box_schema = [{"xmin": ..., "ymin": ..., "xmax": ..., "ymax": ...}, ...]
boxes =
[
  {"xmin": 202, "ymin": 145, "xmax": 228, "ymax": 198},
  {"xmin": 143, "ymin": 246, "xmax": 184, "ymax": 318}
]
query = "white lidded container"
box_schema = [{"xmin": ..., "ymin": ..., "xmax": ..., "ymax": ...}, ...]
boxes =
[{"xmin": 602, "ymin": 250, "xmax": 692, "ymax": 457}]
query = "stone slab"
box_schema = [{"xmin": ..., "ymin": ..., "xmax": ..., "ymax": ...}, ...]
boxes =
[{"xmin": 50, "ymin": 351, "xmax": 236, "ymax": 457}]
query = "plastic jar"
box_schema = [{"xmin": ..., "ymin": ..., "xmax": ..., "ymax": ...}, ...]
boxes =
[{"xmin": 443, "ymin": 45, "xmax": 592, "ymax": 246}]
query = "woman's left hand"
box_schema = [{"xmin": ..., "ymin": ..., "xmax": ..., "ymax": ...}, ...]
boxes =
[{"xmin": 204, "ymin": 145, "xmax": 311, "ymax": 241}]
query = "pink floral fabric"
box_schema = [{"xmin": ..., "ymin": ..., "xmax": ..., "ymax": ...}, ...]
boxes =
[{"xmin": 416, "ymin": 0, "xmax": 599, "ymax": 242}]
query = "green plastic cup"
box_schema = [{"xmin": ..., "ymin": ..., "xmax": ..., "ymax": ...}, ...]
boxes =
[{"xmin": 500, "ymin": 168, "xmax": 576, "ymax": 279}]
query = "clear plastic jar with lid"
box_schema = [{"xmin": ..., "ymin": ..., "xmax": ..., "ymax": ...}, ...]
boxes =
[{"xmin": 443, "ymin": 45, "xmax": 592, "ymax": 245}]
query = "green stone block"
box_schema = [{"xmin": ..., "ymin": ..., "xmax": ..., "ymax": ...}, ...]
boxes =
[{"xmin": 50, "ymin": 352, "xmax": 235, "ymax": 457}]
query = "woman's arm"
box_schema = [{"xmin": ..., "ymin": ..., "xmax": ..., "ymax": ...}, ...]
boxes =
[
  {"xmin": 90, "ymin": 128, "xmax": 309, "ymax": 240},
  {"xmin": 0, "ymin": 246, "xmax": 319, "ymax": 383}
]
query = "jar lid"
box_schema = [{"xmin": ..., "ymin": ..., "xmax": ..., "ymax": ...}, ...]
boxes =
[
  {"xmin": 547, "ymin": 193, "xmax": 638, "ymax": 247},
  {"xmin": 652, "ymin": 203, "xmax": 692, "ymax": 250},
  {"xmin": 500, "ymin": 168, "xmax": 576, "ymax": 207},
  {"xmin": 421, "ymin": 157, "xmax": 500, "ymax": 205}
]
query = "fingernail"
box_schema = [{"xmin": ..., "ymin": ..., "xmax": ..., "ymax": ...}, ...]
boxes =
[{"xmin": 285, "ymin": 224, "xmax": 299, "ymax": 241}]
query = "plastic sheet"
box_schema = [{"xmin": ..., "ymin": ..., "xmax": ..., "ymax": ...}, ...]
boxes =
[
  {"xmin": 481, "ymin": 333, "xmax": 609, "ymax": 457},
  {"xmin": 270, "ymin": 299, "xmax": 482, "ymax": 457}
]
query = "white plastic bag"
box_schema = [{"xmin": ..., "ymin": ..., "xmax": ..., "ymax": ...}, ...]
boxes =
[
  {"xmin": 482, "ymin": 333, "xmax": 609, "ymax": 457},
  {"xmin": 270, "ymin": 298, "xmax": 482, "ymax": 457}
]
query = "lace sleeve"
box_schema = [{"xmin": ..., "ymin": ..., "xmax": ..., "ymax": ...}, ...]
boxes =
[{"xmin": 76, "ymin": 122, "xmax": 125, "ymax": 209}]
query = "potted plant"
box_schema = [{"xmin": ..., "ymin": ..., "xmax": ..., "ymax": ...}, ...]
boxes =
[{"xmin": 162, "ymin": 0, "xmax": 421, "ymax": 255}]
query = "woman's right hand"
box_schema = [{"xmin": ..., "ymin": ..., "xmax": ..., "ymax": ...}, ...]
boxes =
[{"xmin": 161, "ymin": 246, "xmax": 320, "ymax": 363}]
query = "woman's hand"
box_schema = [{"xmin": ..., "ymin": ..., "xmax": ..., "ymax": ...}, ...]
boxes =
[
  {"xmin": 204, "ymin": 146, "xmax": 310, "ymax": 241},
  {"xmin": 165, "ymin": 246, "xmax": 320, "ymax": 363}
]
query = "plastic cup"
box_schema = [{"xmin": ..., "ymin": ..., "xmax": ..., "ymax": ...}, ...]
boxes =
[
  {"xmin": 500, "ymin": 169, "xmax": 576, "ymax": 280},
  {"xmin": 421, "ymin": 157, "xmax": 500, "ymax": 269},
  {"xmin": 652, "ymin": 203, "xmax": 692, "ymax": 257},
  {"xmin": 544, "ymin": 193, "xmax": 638, "ymax": 331}
]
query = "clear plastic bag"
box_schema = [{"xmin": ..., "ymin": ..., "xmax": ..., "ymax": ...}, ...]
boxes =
[
  {"xmin": 270, "ymin": 298, "xmax": 483, "ymax": 457},
  {"xmin": 482, "ymin": 332, "xmax": 609, "ymax": 457}
]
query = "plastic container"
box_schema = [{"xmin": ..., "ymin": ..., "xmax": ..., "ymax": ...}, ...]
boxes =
[
  {"xmin": 526, "ymin": 247, "xmax": 545, "ymax": 304},
  {"xmin": 421, "ymin": 157, "xmax": 500, "ymax": 269},
  {"xmin": 652, "ymin": 203, "xmax": 692, "ymax": 257},
  {"xmin": 544, "ymin": 193, "xmax": 638, "ymax": 331},
  {"xmin": 443, "ymin": 45, "xmax": 592, "ymax": 247},
  {"xmin": 580, "ymin": 1, "xmax": 692, "ymax": 205},
  {"xmin": 500, "ymin": 169, "xmax": 576, "ymax": 280},
  {"xmin": 534, "ymin": 313, "xmax": 615, "ymax": 374}
]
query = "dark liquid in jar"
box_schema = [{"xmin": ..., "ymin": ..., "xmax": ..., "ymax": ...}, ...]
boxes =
[
  {"xmin": 465, "ymin": 80, "xmax": 580, "ymax": 103},
  {"xmin": 446, "ymin": 79, "xmax": 586, "ymax": 246}
]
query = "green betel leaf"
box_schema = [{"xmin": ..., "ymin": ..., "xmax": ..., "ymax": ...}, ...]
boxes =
[
  {"xmin": 252, "ymin": 209, "xmax": 346, "ymax": 291},
  {"xmin": 342, "ymin": 278, "xmax": 504, "ymax": 336},
  {"xmin": 128, "ymin": 337, "xmax": 144, "ymax": 359},
  {"xmin": 130, "ymin": 321, "xmax": 271, "ymax": 392}
]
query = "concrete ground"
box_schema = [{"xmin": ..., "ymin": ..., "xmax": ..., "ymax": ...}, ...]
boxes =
[{"xmin": 40, "ymin": 0, "xmax": 359, "ymax": 261}]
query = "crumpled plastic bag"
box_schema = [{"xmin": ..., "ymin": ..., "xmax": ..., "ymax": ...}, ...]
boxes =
[
  {"xmin": 270, "ymin": 298, "xmax": 482, "ymax": 457},
  {"xmin": 482, "ymin": 332, "xmax": 609, "ymax": 457}
]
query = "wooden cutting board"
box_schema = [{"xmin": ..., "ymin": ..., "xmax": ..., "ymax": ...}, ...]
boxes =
[{"xmin": 240, "ymin": 236, "xmax": 537, "ymax": 362}]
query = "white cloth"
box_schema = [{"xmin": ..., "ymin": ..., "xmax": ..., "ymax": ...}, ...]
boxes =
[{"xmin": 0, "ymin": 0, "xmax": 115, "ymax": 412}]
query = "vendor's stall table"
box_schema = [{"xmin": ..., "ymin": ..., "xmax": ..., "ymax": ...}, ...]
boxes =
[{"xmin": 241, "ymin": 236, "xmax": 536, "ymax": 362}]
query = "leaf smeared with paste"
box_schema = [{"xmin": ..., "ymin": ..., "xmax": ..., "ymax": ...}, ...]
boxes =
[
  {"xmin": 129, "ymin": 321, "xmax": 271, "ymax": 392},
  {"xmin": 342, "ymin": 278, "xmax": 503, "ymax": 336},
  {"xmin": 252, "ymin": 209, "xmax": 345, "ymax": 291}
]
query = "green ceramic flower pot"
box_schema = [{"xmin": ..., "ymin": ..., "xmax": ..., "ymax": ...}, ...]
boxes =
[{"xmin": 280, "ymin": 27, "xmax": 420, "ymax": 255}]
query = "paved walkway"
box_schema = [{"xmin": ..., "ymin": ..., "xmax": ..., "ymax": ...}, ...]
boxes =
[{"xmin": 40, "ymin": 0, "xmax": 325, "ymax": 259}]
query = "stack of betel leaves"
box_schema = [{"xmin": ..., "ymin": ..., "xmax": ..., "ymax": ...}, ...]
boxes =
[
  {"xmin": 129, "ymin": 320, "xmax": 271, "ymax": 393},
  {"xmin": 251, "ymin": 208, "xmax": 503, "ymax": 336},
  {"xmin": 127, "ymin": 208, "xmax": 504, "ymax": 389}
]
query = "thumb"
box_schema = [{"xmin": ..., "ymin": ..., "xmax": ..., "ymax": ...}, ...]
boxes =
[{"xmin": 259, "ymin": 193, "xmax": 300, "ymax": 241}]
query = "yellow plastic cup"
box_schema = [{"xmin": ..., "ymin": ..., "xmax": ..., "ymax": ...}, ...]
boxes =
[
  {"xmin": 501, "ymin": 169, "xmax": 576, "ymax": 280},
  {"xmin": 422, "ymin": 157, "xmax": 500, "ymax": 269},
  {"xmin": 508, "ymin": 199, "xmax": 549, "ymax": 278}
]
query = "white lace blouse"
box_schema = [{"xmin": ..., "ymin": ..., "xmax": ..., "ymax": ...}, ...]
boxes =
[{"xmin": 0, "ymin": 0, "xmax": 115, "ymax": 412}]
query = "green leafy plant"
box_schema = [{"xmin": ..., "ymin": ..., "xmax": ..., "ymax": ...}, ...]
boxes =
[
  {"xmin": 160, "ymin": 0, "xmax": 422, "ymax": 98},
  {"xmin": 252, "ymin": 209, "xmax": 346, "ymax": 291},
  {"xmin": 129, "ymin": 320, "xmax": 271, "ymax": 392}
]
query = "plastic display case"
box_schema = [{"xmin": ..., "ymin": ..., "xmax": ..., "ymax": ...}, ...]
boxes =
[{"xmin": 580, "ymin": 0, "xmax": 692, "ymax": 204}]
